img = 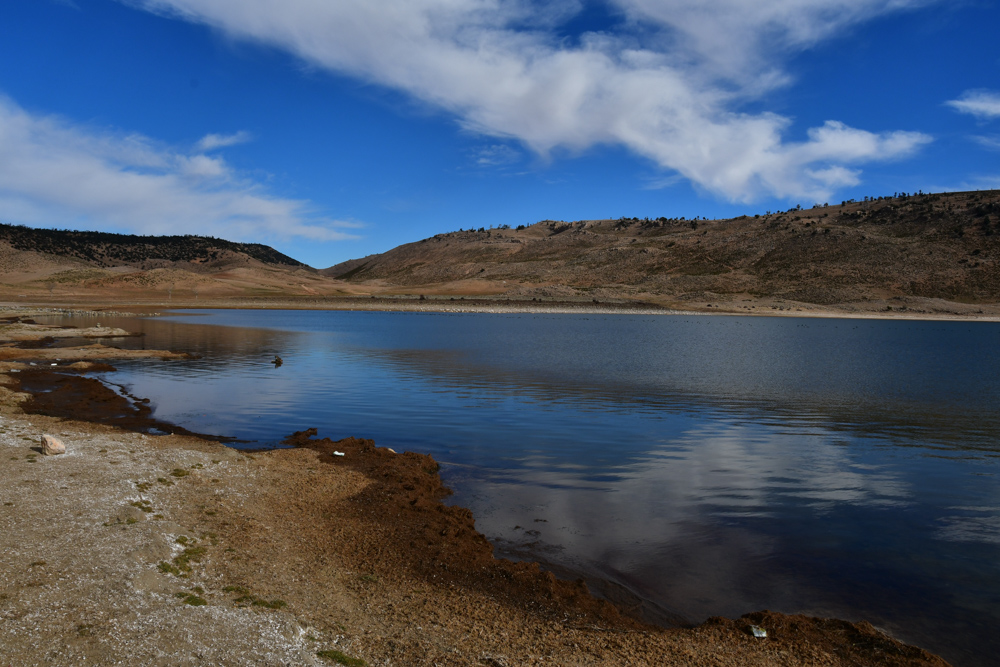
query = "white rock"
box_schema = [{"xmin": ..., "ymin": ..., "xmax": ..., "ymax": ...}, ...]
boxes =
[{"xmin": 41, "ymin": 434, "xmax": 66, "ymax": 455}]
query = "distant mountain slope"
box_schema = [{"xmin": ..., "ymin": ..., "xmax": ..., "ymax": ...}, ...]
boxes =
[
  {"xmin": 323, "ymin": 190, "xmax": 1000, "ymax": 305},
  {"xmin": 0, "ymin": 223, "xmax": 360, "ymax": 302},
  {"xmin": 0, "ymin": 224, "xmax": 307, "ymax": 270}
]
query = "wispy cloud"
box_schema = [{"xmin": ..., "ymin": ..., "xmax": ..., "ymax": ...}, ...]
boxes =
[
  {"xmin": 126, "ymin": 0, "xmax": 932, "ymax": 203},
  {"xmin": 614, "ymin": 0, "xmax": 936, "ymax": 81},
  {"xmin": 472, "ymin": 144, "xmax": 521, "ymax": 167},
  {"xmin": 972, "ymin": 135, "xmax": 1000, "ymax": 151},
  {"xmin": 947, "ymin": 90, "xmax": 1000, "ymax": 120},
  {"xmin": 196, "ymin": 130, "xmax": 253, "ymax": 151},
  {"xmin": 641, "ymin": 173, "xmax": 685, "ymax": 190},
  {"xmin": 0, "ymin": 96, "xmax": 357, "ymax": 242},
  {"xmin": 929, "ymin": 174, "xmax": 1000, "ymax": 193}
]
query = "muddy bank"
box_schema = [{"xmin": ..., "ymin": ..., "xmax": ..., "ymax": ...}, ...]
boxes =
[
  {"xmin": 11, "ymin": 368, "xmax": 235, "ymax": 442},
  {"xmin": 0, "ymin": 313, "xmax": 192, "ymax": 364},
  {"xmin": 1, "ymin": 314, "xmax": 221, "ymax": 438},
  {"xmin": 283, "ymin": 429, "xmax": 633, "ymax": 625}
]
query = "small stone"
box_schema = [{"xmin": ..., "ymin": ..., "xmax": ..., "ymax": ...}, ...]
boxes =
[{"xmin": 41, "ymin": 435, "xmax": 66, "ymax": 456}]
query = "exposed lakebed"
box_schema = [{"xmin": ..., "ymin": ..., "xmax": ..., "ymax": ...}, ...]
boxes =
[{"xmin": 36, "ymin": 309, "xmax": 1000, "ymax": 666}]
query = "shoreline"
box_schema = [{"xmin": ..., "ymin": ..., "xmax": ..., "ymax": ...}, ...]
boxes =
[
  {"xmin": 0, "ymin": 313, "xmax": 954, "ymax": 665},
  {"xmin": 5, "ymin": 296, "xmax": 1000, "ymax": 323}
]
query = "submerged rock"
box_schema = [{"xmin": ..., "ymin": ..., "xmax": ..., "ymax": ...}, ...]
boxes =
[{"xmin": 41, "ymin": 434, "xmax": 66, "ymax": 455}]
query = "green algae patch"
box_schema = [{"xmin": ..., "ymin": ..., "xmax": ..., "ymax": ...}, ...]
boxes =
[
  {"xmin": 316, "ymin": 649, "xmax": 366, "ymax": 666},
  {"xmin": 130, "ymin": 500, "xmax": 153, "ymax": 513},
  {"xmin": 223, "ymin": 585, "xmax": 286, "ymax": 610},
  {"xmin": 158, "ymin": 561, "xmax": 181, "ymax": 576},
  {"xmin": 173, "ymin": 545, "xmax": 207, "ymax": 573},
  {"xmin": 175, "ymin": 592, "xmax": 208, "ymax": 606}
]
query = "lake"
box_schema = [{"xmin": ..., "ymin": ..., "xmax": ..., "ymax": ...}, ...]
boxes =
[{"xmin": 40, "ymin": 309, "xmax": 1000, "ymax": 666}]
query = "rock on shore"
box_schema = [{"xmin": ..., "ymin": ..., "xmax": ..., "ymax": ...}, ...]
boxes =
[{"xmin": 40, "ymin": 434, "xmax": 65, "ymax": 455}]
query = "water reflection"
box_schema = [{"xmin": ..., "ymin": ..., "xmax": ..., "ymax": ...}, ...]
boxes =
[
  {"xmin": 39, "ymin": 311, "xmax": 305, "ymax": 367},
  {"xmin": 343, "ymin": 340, "xmax": 1000, "ymax": 456},
  {"xmin": 38, "ymin": 309, "xmax": 1000, "ymax": 666},
  {"xmin": 45, "ymin": 311, "xmax": 1000, "ymax": 453},
  {"xmin": 459, "ymin": 422, "xmax": 997, "ymax": 665}
]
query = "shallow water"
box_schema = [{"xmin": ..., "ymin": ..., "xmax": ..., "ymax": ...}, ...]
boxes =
[{"xmin": 42, "ymin": 309, "xmax": 1000, "ymax": 666}]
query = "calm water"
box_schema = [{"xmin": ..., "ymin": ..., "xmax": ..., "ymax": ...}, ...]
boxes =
[{"xmin": 42, "ymin": 309, "xmax": 1000, "ymax": 666}]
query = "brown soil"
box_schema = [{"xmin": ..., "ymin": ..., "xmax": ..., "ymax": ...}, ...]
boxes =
[
  {"xmin": 0, "ymin": 314, "xmax": 953, "ymax": 666},
  {"xmin": 282, "ymin": 428, "xmax": 632, "ymax": 623}
]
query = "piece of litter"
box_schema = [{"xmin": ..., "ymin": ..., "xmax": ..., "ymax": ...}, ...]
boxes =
[
  {"xmin": 50, "ymin": 363, "xmax": 58, "ymax": 366},
  {"xmin": 750, "ymin": 625, "xmax": 767, "ymax": 638},
  {"xmin": 333, "ymin": 451, "xmax": 346, "ymax": 456}
]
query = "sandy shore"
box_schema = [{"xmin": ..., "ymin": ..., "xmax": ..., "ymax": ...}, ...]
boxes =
[{"xmin": 0, "ymin": 313, "xmax": 952, "ymax": 666}]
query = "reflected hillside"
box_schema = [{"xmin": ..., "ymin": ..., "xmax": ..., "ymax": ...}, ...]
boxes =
[
  {"xmin": 330, "ymin": 313, "xmax": 1000, "ymax": 456},
  {"xmin": 39, "ymin": 311, "xmax": 303, "ymax": 367}
]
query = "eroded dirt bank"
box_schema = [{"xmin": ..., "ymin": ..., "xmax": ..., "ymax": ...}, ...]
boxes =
[{"xmin": 0, "ymin": 316, "xmax": 952, "ymax": 666}]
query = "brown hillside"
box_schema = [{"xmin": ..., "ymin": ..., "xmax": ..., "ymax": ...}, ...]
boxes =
[
  {"xmin": 3, "ymin": 190, "xmax": 1000, "ymax": 315},
  {"xmin": 0, "ymin": 225, "xmax": 354, "ymax": 303},
  {"xmin": 324, "ymin": 190, "xmax": 1000, "ymax": 312}
]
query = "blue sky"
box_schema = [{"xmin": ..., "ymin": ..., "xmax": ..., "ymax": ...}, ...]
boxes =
[{"xmin": 1, "ymin": 0, "xmax": 998, "ymax": 268}]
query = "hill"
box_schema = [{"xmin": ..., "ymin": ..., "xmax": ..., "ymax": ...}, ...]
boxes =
[
  {"xmin": 0, "ymin": 224, "xmax": 352, "ymax": 303},
  {"xmin": 323, "ymin": 189, "xmax": 1000, "ymax": 314},
  {"xmin": 4, "ymin": 190, "xmax": 1000, "ymax": 315},
  {"xmin": 0, "ymin": 224, "xmax": 305, "ymax": 270}
]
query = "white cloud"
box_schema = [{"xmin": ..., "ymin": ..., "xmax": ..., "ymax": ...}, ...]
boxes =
[
  {"xmin": 126, "ymin": 0, "xmax": 932, "ymax": 202},
  {"xmin": 196, "ymin": 130, "xmax": 252, "ymax": 151},
  {"xmin": 947, "ymin": 90, "xmax": 1000, "ymax": 120},
  {"xmin": 0, "ymin": 97, "xmax": 356, "ymax": 242}
]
